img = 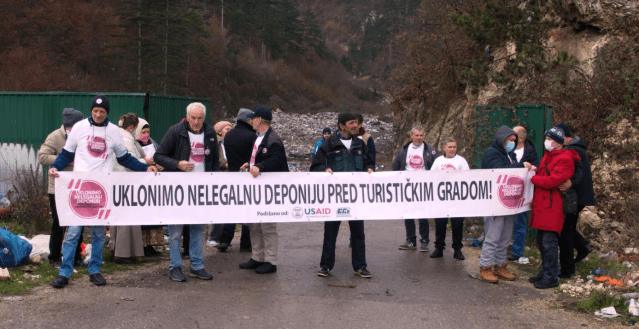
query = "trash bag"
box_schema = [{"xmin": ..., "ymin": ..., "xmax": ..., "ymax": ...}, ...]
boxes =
[{"xmin": 0, "ymin": 228, "xmax": 33, "ymax": 268}]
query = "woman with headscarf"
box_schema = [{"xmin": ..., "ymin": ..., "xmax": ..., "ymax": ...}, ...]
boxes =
[
  {"xmin": 135, "ymin": 118, "xmax": 165, "ymax": 256},
  {"xmin": 109, "ymin": 113, "xmax": 146, "ymax": 263}
]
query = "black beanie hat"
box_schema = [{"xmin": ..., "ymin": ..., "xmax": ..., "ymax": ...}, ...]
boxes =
[
  {"xmin": 556, "ymin": 123, "xmax": 572, "ymax": 137},
  {"xmin": 545, "ymin": 126, "xmax": 565, "ymax": 144},
  {"xmin": 91, "ymin": 95, "xmax": 110, "ymax": 114},
  {"xmin": 62, "ymin": 108, "xmax": 83, "ymax": 128},
  {"xmin": 322, "ymin": 127, "xmax": 331, "ymax": 135},
  {"xmin": 337, "ymin": 113, "xmax": 357, "ymax": 126}
]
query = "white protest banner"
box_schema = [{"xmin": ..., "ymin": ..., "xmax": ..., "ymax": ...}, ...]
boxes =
[{"xmin": 55, "ymin": 169, "xmax": 535, "ymax": 226}]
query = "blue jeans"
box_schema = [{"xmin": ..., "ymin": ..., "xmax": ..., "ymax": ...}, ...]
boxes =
[
  {"xmin": 168, "ymin": 224, "xmax": 205, "ymax": 271},
  {"xmin": 59, "ymin": 226, "xmax": 105, "ymax": 278},
  {"xmin": 537, "ymin": 229, "xmax": 559, "ymax": 283},
  {"xmin": 511, "ymin": 212, "xmax": 528, "ymax": 257}
]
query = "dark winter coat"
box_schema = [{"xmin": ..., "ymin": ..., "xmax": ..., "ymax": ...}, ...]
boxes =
[
  {"xmin": 310, "ymin": 133, "xmax": 374, "ymax": 172},
  {"xmin": 253, "ymin": 127, "xmax": 289, "ymax": 173},
  {"xmin": 224, "ymin": 120, "xmax": 257, "ymax": 172},
  {"xmin": 519, "ymin": 139, "xmax": 540, "ymax": 167},
  {"xmin": 564, "ymin": 136, "xmax": 596, "ymax": 206},
  {"xmin": 481, "ymin": 125, "xmax": 525, "ymax": 169},
  {"xmin": 530, "ymin": 149, "xmax": 580, "ymax": 233},
  {"xmin": 392, "ymin": 142, "xmax": 438, "ymax": 171},
  {"xmin": 154, "ymin": 121, "xmax": 220, "ymax": 172}
]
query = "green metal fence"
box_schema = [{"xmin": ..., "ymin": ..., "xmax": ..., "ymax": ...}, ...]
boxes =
[
  {"xmin": 147, "ymin": 94, "xmax": 211, "ymax": 143},
  {"xmin": 473, "ymin": 104, "xmax": 553, "ymax": 168},
  {"xmin": 0, "ymin": 92, "xmax": 211, "ymax": 147}
]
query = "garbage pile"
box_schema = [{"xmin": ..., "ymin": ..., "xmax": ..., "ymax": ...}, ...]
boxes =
[{"xmin": 269, "ymin": 111, "xmax": 395, "ymax": 172}]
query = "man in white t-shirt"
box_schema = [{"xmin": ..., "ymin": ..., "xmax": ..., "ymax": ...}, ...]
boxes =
[
  {"xmin": 238, "ymin": 106, "xmax": 289, "ymax": 274},
  {"xmin": 154, "ymin": 102, "xmax": 219, "ymax": 282},
  {"xmin": 391, "ymin": 126, "xmax": 438, "ymax": 252},
  {"xmin": 430, "ymin": 137, "xmax": 470, "ymax": 260},
  {"xmin": 49, "ymin": 95, "xmax": 157, "ymax": 289}
]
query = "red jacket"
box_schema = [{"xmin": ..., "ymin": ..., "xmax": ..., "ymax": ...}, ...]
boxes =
[{"xmin": 530, "ymin": 148, "xmax": 580, "ymax": 233}]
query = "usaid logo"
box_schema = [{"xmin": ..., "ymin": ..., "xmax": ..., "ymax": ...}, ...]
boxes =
[
  {"xmin": 496, "ymin": 175, "xmax": 525, "ymax": 209},
  {"xmin": 67, "ymin": 179, "xmax": 110, "ymax": 219},
  {"xmin": 336, "ymin": 208, "xmax": 351, "ymax": 217},
  {"xmin": 292, "ymin": 207, "xmax": 303, "ymax": 219},
  {"xmin": 304, "ymin": 208, "xmax": 331, "ymax": 217}
]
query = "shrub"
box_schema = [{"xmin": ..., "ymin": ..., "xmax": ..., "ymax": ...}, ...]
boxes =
[{"xmin": 6, "ymin": 165, "xmax": 50, "ymax": 237}]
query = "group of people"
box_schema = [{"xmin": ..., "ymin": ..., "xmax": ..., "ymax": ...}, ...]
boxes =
[
  {"xmin": 477, "ymin": 124, "xmax": 595, "ymax": 289},
  {"xmin": 39, "ymin": 94, "xmax": 595, "ymax": 290}
]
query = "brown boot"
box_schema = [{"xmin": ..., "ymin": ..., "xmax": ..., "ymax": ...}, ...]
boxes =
[
  {"xmin": 493, "ymin": 263, "xmax": 516, "ymax": 281},
  {"xmin": 479, "ymin": 266, "xmax": 499, "ymax": 283}
]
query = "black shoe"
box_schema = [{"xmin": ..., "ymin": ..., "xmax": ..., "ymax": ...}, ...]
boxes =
[
  {"xmin": 430, "ymin": 248, "xmax": 443, "ymax": 258},
  {"xmin": 399, "ymin": 241, "xmax": 417, "ymax": 250},
  {"xmin": 255, "ymin": 262, "xmax": 277, "ymax": 274},
  {"xmin": 239, "ymin": 258, "xmax": 264, "ymax": 269},
  {"xmin": 89, "ymin": 273, "xmax": 106, "ymax": 286},
  {"xmin": 508, "ymin": 255, "xmax": 520, "ymax": 261},
  {"xmin": 189, "ymin": 268, "xmax": 213, "ymax": 280},
  {"xmin": 51, "ymin": 276, "xmax": 69, "ymax": 288},
  {"xmin": 49, "ymin": 260, "xmax": 61, "ymax": 268},
  {"xmin": 317, "ymin": 267, "xmax": 330, "ymax": 277},
  {"xmin": 144, "ymin": 246, "xmax": 160, "ymax": 256},
  {"xmin": 534, "ymin": 279, "xmax": 559, "ymax": 289},
  {"xmin": 528, "ymin": 272, "xmax": 543, "ymax": 283},
  {"xmin": 574, "ymin": 245, "xmax": 593, "ymax": 263},
  {"xmin": 181, "ymin": 253, "xmax": 190, "ymax": 259},
  {"xmin": 216, "ymin": 243, "xmax": 229, "ymax": 252},
  {"xmin": 355, "ymin": 268, "xmax": 372, "ymax": 278},
  {"xmin": 169, "ymin": 267, "xmax": 186, "ymax": 282},
  {"xmin": 453, "ymin": 249, "xmax": 465, "ymax": 260},
  {"xmin": 74, "ymin": 259, "xmax": 87, "ymax": 267},
  {"xmin": 558, "ymin": 272, "xmax": 574, "ymax": 279}
]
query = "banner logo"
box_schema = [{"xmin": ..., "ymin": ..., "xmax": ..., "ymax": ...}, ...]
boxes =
[
  {"xmin": 304, "ymin": 208, "xmax": 331, "ymax": 217},
  {"xmin": 336, "ymin": 207, "xmax": 351, "ymax": 217},
  {"xmin": 87, "ymin": 136, "xmax": 107, "ymax": 158},
  {"xmin": 67, "ymin": 179, "xmax": 109, "ymax": 219},
  {"xmin": 292, "ymin": 207, "xmax": 303, "ymax": 219},
  {"xmin": 497, "ymin": 175, "xmax": 525, "ymax": 209}
]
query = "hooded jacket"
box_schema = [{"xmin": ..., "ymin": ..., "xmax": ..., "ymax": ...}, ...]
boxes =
[
  {"xmin": 530, "ymin": 148, "xmax": 580, "ymax": 233},
  {"xmin": 564, "ymin": 136, "xmax": 595, "ymax": 206},
  {"xmin": 519, "ymin": 139, "xmax": 540, "ymax": 167},
  {"xmin": 154, "ymin": 121, "xmax": 220, "ymax": 172},
  {"xmin": 224, "ymin": 120, "xmax": 257, "ymax": 172},
  {"xmin": 481, "ymin": 126, "xmax": 525, "ymax": 169},
  {"xmin": 392, "ymin": 142, "xmax": 438, "ymax": 171}
]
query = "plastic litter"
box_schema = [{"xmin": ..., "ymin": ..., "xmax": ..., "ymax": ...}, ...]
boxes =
[
  {"xmin": 629, "ymin": 299, "xmax": 639, "ymax": 317},
  {"xmin": 516, "ymin": 257, "xmax": 530, "ymax": 265},
  {"xmin": 590, "ymin": 269, "xmax": 609, "ymax": 275},
  {"xmin": 594, "ymin": 306, "xmax": 621, "ymax": 318},
  {"xmin": 0, "ymin": 195, "xmax": 10, "ymax": 207},
  {"xmin": 2, "ymin": 296, "xmax": 23, "ymax": 302}
]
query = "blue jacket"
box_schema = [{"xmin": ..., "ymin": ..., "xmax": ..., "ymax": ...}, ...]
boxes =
[{"xmin": 481, "ymin": 125, "xmax": 525, "ymax": 169}]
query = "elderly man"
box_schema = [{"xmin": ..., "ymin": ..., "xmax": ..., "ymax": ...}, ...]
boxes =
[
  {"xmin": 311, "ymin": 113, "xmax": 375, "ymax": 278},
  {"xmin": 154, "ymin": 102, "xmax": 219, "ymax": 282},
  {"xmin": 49, "ymin": 95, "xmax": 157, "ymax": 288},
  {"xmin": 509, "ymin": 126, "xmax": 540, "ymax": 261},
  {"xmin": 238, "ymin": 106, "xmax": 289, "ymax": 274},
  {"xmin": 556, "ymin": 123, "xmax": 595, "ymax": 278},
  {"xmin": 392, "ymin": 126, "xmax": 437, "ymax": 252},
  {"xmin": 478, "ymin": 125, "xmax": 533, "ymax": 284},
  {"xmin": 38, "ymin": 108, "xmax": 85, "ymax": 268},
  {"xmin": 215, "ymin": 108, "xmax": 256, "ymax": 252}
]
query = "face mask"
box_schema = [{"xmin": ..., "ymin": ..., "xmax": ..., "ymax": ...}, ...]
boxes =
[
  {"xmin": 139, "ymin": 135, "xmax": 150, "ymax": 143},
  {"xmin": 544, "ymin": 140, "xmax": 555, "ymax": 152},
  {"xmin": 504, "ymin": 141, "xmax": 515, "ymax": 152}
]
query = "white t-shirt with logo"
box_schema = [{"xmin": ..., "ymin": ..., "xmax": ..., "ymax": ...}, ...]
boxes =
[
  {"xmin": 405, "ymin": 143, "xmax": 425, "ymax": 171},
  {"xmin": 431, "ymin": 154, "xmax": 470, "ymax": 171},
  {"xmin": 514, "ymin": 147, "xmax": 524, "ymax": 162},
  {"xmin": 188, "ymin": 131, "xmax": 205, "ymax": 173},
  {"xmin": 63, "ymin": 118, "xmax": 128, "ymax": 172},
  {"xmin": 250, "ymin": 133, "xmax": 266, "ymax": 167}
]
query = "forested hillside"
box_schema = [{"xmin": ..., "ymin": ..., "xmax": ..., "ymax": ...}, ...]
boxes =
[{"xmin": 0, "ymin": 0, "xmax": 416, "ymax": 119}]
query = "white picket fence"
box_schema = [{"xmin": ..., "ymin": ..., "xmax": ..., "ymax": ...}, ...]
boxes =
[{"xmin": 0, "ymin": 143, "xmax": 43, "ymax": 198}]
